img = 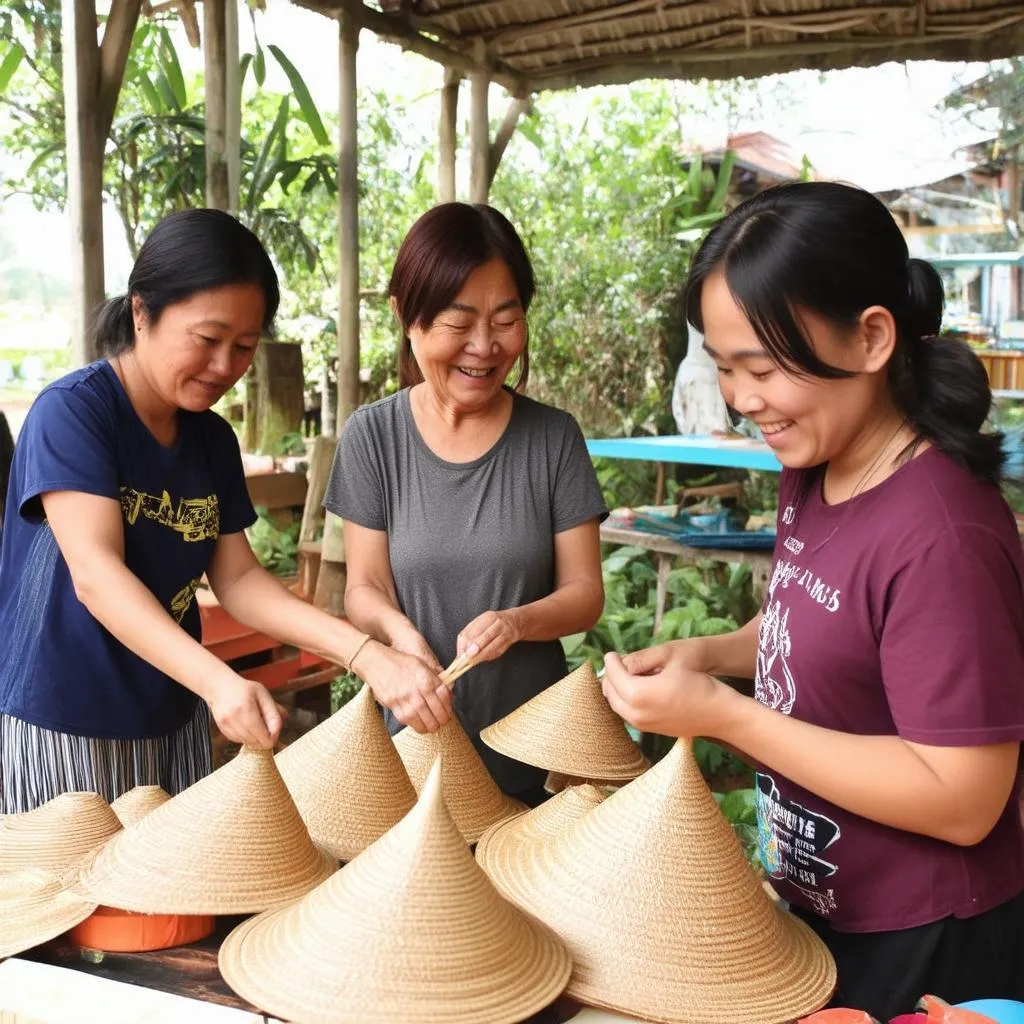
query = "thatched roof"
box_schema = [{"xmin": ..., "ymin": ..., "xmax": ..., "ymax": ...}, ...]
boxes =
[{"xmin": 294, "ymin": 0, "xmax": 1024, "ymax": 94}]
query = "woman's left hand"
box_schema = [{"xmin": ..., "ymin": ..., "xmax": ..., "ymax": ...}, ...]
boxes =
[
  {"xmin": 457, "ymin": 609, "xmax": 524, "ymax": 665},
  {"xmin": 602, "ymin": 649, "xmax": 733, "ymax": 739}
]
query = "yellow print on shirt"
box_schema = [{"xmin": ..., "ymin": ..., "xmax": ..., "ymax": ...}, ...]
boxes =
[
  {"xmin": 119, "ymin": 487, "xmax": 220, "ymax": 542},
  {"xmin": 170, "ymin": 577, "xmax": 203, "ymax": 623}
]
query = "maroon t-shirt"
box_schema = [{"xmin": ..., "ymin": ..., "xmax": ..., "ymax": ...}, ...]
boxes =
[{"xmin": 756, "ymin": 448, "xmax": 1024, "ymax": 932}]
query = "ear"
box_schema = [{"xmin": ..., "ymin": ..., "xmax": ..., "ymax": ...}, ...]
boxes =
[
  {"xmin": 130, "ymin": 294, "xmax": 147, "ymax": 334},
  {"xmin": 856, "ymin": 305, "xmax": 897, "ymax": 374}
]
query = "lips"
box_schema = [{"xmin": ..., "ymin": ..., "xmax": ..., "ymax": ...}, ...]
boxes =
[{"xmin": 454, "ymin": 366, "xmax": 494, "ymax": 378}]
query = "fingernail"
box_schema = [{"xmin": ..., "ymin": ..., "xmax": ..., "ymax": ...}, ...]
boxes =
[{"xmin": 467, "ymin": 642, "xmax": 479, "ymax": 656}]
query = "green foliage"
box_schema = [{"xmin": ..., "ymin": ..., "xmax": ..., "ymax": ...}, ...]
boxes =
[
  {"xmin": 246, "ymin": 508, "xmax": 299, "ymax": 576},
  {"xmin": 944, "ymin": 58, "xmax": 1024, "ymax": 153},
  {"xmin": 330, "ymin": 673, "xmax": 363, "ymax": 712},
  {"xmin": 715, "ymin": 787, "xmax": 759, "ymax": 866}
]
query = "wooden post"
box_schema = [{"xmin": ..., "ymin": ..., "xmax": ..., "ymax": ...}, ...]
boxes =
[
  {"xmin": 224, "ymin": 0, "xmax": 241, "ymax": 213},
  {"xmin": 314, "ymin": 511, "xmax": 347, "ymax": 615},
  {"xmin": 204, "ymin": 0, "xmax": 230, "ymax": 211},
  {"xmin": 469, "ymin": 69, "xmax": 490, "ymax": 204},
  {"xmin": 62, "ymin": 0, "xmax": 105, "ymax": 366},
  {"xmin": 487, "ymin": 95, "xmax": 529, "ymax": 188},
  {"xmin": 438, "ymin": 67, "xmax": 459, "ymax": 203},
  {"xmin": 336, "ymin": 9, "xmax": 361, "ymax": 431}
]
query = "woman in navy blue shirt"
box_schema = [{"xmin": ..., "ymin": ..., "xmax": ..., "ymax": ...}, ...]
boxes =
[{"xmin": 0, "ymin": 210, "xmax": 439, "ymax": 813}]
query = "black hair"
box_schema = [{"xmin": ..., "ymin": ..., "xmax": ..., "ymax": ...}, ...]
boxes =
[
  {"xmin": 685, "ymin": 181, "xmax": 1003, "ymax": 485},
  {"xmin": 92, "ymin": 209, "xmax": 280, "ymax": 357},
  {"xmin": 390, "ymin": 203, "xmax": 535, "ymax": 390}
]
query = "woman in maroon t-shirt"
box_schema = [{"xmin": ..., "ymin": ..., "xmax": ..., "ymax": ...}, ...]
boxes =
[{"xmin": 603, "ymin": 181, "xmax": 1024, "ymax": 1017}]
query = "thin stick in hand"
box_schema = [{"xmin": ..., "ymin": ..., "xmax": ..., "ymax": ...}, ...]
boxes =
[{"xmin": 439, "ymin": 652, "xmax": 476, "ymax": 687}]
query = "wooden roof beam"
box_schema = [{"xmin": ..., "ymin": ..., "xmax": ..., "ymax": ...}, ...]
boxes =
[
  {"xmin": 293, "ymin": 0, "xmax": 531, "ymax": 95},
  {"xmin": 98, "ymin": 0, "xmax": 143, "ymax": 140}
]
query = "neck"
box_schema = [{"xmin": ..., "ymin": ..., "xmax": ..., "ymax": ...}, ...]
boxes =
[
  {"xmin": 111, "ymin": 352, "xmax": 177, "ymax": 440},
  {"xmin": 823, "ymin": 404, "xmax": 910, "ymax": 504},
  {"xmin": 413, "ymin": 382, "xmax": 510, "ymax": 432}
]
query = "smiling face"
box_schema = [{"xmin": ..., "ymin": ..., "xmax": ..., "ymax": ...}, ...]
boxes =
[
  {"xmin": 700, "ymin": 270, "xmax": 896, "ymax": 470},
  {"xmin": 132, "ymin": 283, "xmax": 264, "ymax": 413},
  {"xmin": 405, "ymin": 258, "xmax": 526, "ymax": 414}
]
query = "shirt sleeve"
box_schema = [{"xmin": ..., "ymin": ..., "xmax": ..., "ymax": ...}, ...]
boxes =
[
  {"xmin": 15, "ymin": 385, "xmax": 120, "ymax": 522},
  {"xmin": 209, "ymin": 415, "xmax": 257, "ymax": 536},
  {"xmin": 550, "ymin": 412, "xmax": 608, "ymax": 534},
  {"xmin": 880, "ymin": 524, "xmax": 1024, "ymax": 745},
  {"xmin": 322, "ymin": 408, "xmax": 386, "ymax": 531}
]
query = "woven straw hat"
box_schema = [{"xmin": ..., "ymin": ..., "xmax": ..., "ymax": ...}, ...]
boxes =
[
  {"xmin": 477, "ymin": 783, "xmax": 605, "ymax": 852},
  {"xmin": 0, "ymin": 869, "xmax": 97, "ymax": 959},
  {"xmin": 219, "ymin": 757, "xmax": 572, "ymax": 1024},
  {"xmin": 74, "ymin": 746, "xmax": 336, "ymax": 914},
  {"xmin": 393, "ymin": 717, "xmax": 525, "ymax": 843},
  {"xmin": 480, "ymin": 662, "xmax": 649, "ymax": 781},
  {"xmin": 110, "ymin": 786, "xmax": 171, "ymax": 828},
  {"xmin": 276, "ymin": 683, "xmax": 417, "ymax": 861},
  {"xmin": 476, "ymin": 740, "xmax": 836, "ymax": 1024},
  {"xmin": 0, "ymin": 793, "xmax": 121, "ymax": 875}
]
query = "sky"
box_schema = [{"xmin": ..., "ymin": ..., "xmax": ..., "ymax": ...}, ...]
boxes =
[{"xmin": 0, "ymin": 0, "xmax": 999, "ymax": 292}]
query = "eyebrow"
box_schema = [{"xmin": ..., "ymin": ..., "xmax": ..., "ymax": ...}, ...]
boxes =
[
  {"xmin": 190, "ymin": 319, "xmax": 261, "ymax": 337},
  {"xmin": 702, "ymin": 341, "xmax": 769, "ymax": 361},
  {"xmin": 445, "ymin": 298, "xmax": 522, "ymax": 315}
]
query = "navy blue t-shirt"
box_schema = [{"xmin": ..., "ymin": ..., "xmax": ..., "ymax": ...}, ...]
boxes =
[{"xmin": 0, "ymin": 360, "xmax": 256, "ymax": 739}]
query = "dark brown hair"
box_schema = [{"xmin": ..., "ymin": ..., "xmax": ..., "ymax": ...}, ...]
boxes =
[{"xmin": 389, "ymin": 203, "xmax": 535, "ymax": 390}]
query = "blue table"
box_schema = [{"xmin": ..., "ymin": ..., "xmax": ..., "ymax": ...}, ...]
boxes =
[{"xmin": 586, "ymin": 435, "xmax": 781, "ymax": 472}]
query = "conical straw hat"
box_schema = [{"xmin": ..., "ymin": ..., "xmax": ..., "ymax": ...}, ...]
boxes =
[
  {"xmin": 392, "ymin": 718, "xmax": 525, "ymax": 843},
  {"xmin": 276, "ymin": 683, "xmax": 417, "ymax": 861},
  {"xmin": 110, "ymin": 785, "xmax": 171, "ymax": 827},
  {"xmin": 0, "ymin": 869, "xmax": 97, "ymax": 959},
  {"xmin": 219, "ymin": 757, "xmax": 572, "ymax": 1024},
  {"xmin": 74, "ymin": 746, "xmax": 336, "ymax": 914},
  {"xmin": 480, "ymin": 662, "xmax": 649, "ymax": 781},
  {"xmin": 0, "ymin": 793, "xmax": 121, "ymax": 874},
  {"xmin": 477, "ymin": 783, "xmax": 605, "ymax": 852},
  {"xmin": 476, "ymin": 740, "xmax": 836, "ymax": 1024}
]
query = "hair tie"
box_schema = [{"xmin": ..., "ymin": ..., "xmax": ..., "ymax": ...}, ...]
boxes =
[{"xmin": 920, "ymin": 333, "xmax": 938, "ymax": 344}]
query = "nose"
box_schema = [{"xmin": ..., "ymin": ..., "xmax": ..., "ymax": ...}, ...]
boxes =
[
  {"xmin": 209, "ymin": 342, "xmax": 235, "ymax": 379},
  {"xmin": 463, "ymin": 322, "xmax": 499, "ymax": 356},
  {"xmin": 728, "ymin": 377, "xmax": 766, "ymax": 418}
]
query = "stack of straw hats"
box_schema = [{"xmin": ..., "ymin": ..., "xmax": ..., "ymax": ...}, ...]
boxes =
[
  {"xmin": 109, "ymin": 785, "xmax": 171, "ymax": 828},
  {"xmin": 393, "ymin": 717, "xmax": 525, "ymax": 843},
  {"xmin": 0, "ymin": 792, "xmax": 121, "ymax": 874},
  {"xmin": 276, "ymin": 683, "xmax": 417, "ymax": 861},
  {"xmin": 476, "ymin": 739, "xmax": 836, "ymax": 1024},
  {"xmin": 74, "ymin": 746, "xmax": 335, "ymax": 914},
  {"xmin": 219, "ymin": 758, "xmax": 573, "ymax": 1024},
  {"xmin": 0, "ymin": 869, "xmax": 97, "ymax": 959},
  {"xmin": 480, "ymin": 662, "xmax": 649, "ymax": 783}
]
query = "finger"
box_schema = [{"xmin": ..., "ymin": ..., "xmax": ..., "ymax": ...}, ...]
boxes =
[
  {"xmin": 421, "ymin": 686, "xmax": 451, "ymax": 728},
  {"xmin": 620, "ymin": 646, "xmax": 666, "ymax": 676},
  {"xmin": 244, "ymin": 700, "xmax": 274, "ymax": 749},
  {"xmin": 409, "ymin": 695, "xmax": 440, "ymax": 733},
  {"xmin": 601, "ymin": 671, "xmax": 632, "ymax": 722},
  {"xmin": 398, "ymin": 702, "xmax": 429, "ymax": 734},
  {"xmin": 223, "ymin": 712, "xmax": 260, "ymax": 750},
  {"xmin": 255, "ymin": 688, "xmax": 284, "ymax": 744}
]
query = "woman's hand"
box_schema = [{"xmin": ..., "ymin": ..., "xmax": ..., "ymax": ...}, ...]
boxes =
[
  {"xmin": 388, "ymin": 624, "xmax": 444, "ymax": 675},
  {"xmin": 457, "ymin": 609, "xmax": 524, "ymax": 665},
  {"xmin": 207, "ymin": 673, "xmax": 288, "ymax": 749},
  {"xmin": 601, "ymin": 648, "xmax": 734, "ymax": 739},
  {"xmin": 354, "ymin": 640, "xmax": 452, "ymax": 734}
]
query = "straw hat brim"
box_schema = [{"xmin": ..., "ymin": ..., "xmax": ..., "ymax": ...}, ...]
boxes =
[
  {"xmin": 110, "ymin": 786, "xmax": 171, "ymax": 828},
  {"xmin": 0, "ymin": 871, "xmax": 98, "ymax": 960},
  {"xmin": 219, "ymin": 899, "xmax": 571, "ymax": 1024}
]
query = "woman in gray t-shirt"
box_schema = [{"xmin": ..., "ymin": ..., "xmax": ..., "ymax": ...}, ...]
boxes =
[{"xmin": 323, "ymin": 204, "xmax": 607, "ymax": 800}]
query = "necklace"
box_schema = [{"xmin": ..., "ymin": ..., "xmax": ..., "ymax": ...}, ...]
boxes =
[{"xmin": 845, "ymin": 418, "xmax": 908, "ymax": 502}]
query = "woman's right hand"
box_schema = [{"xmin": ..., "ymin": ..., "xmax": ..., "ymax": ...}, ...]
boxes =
[
  {"xmin": 354, "ymin": 639, "xmax": 452, "ymax": 734},
  {"xmin": 615, "ymin": 637, "xmax": 711, "ymax": 678},
  {"xmin": 207, "ymin": 673, "xmax": 287, "ymax": 749}
]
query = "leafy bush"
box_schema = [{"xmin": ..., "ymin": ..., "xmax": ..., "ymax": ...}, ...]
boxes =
[{"xmin": 246, "ymin": 508, "xmax": 299, "ymax": 576}]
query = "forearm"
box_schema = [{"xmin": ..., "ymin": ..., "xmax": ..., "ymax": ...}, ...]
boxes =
[
  {"xmin": 700, "ymin": 613, "xmax": 761, "ymax": 678},
  {"xmin": 515, "ymin": 578, "xmax": 605, "ymax": 643},
  {"xmin": 716, "ymin": 689, "xmax": 990, "ymax": 845},
  {"xmin": 74, "ymin": 556, "xmax": 235, "ymax": 703},
  {"xmin": 217, "ymin": 565, "xmax": 368, "ymax": 667},
  {"xmin": 343, "ymin": 581, "xmax": 419, "ymax": 645}
]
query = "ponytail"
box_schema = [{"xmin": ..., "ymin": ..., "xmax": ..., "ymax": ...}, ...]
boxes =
[
  {"xmin": 891, "ymin": 259, "xmax": 1003, "ymax": 485},
  {"xmin": 91, "ymin": 294, "xmax": 135, "ymax": 357}
]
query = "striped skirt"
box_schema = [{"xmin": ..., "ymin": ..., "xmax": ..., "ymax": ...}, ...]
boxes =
[{"xmin": 0, "ymin": 701, "xmax": 212, "ymax": 814}]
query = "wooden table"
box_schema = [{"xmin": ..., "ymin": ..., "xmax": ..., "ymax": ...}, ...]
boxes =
[
  {"xmin": 600, "ymin": 523, "xmax": 774, "ymax": 631},
  {"xmin": 23, "ymin": 927, "xmax": 584, "ymax": 1023}
]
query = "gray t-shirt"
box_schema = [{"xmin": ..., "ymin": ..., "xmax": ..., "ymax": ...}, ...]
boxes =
[{"xmin": 324, "ymin": 387, "xmax": 607, "ymax": 795}]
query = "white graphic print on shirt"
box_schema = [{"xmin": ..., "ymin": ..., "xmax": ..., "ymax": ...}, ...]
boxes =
[{"xmin": 754, "ymin": 541, "xmax": 842, "ymax": 918}]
